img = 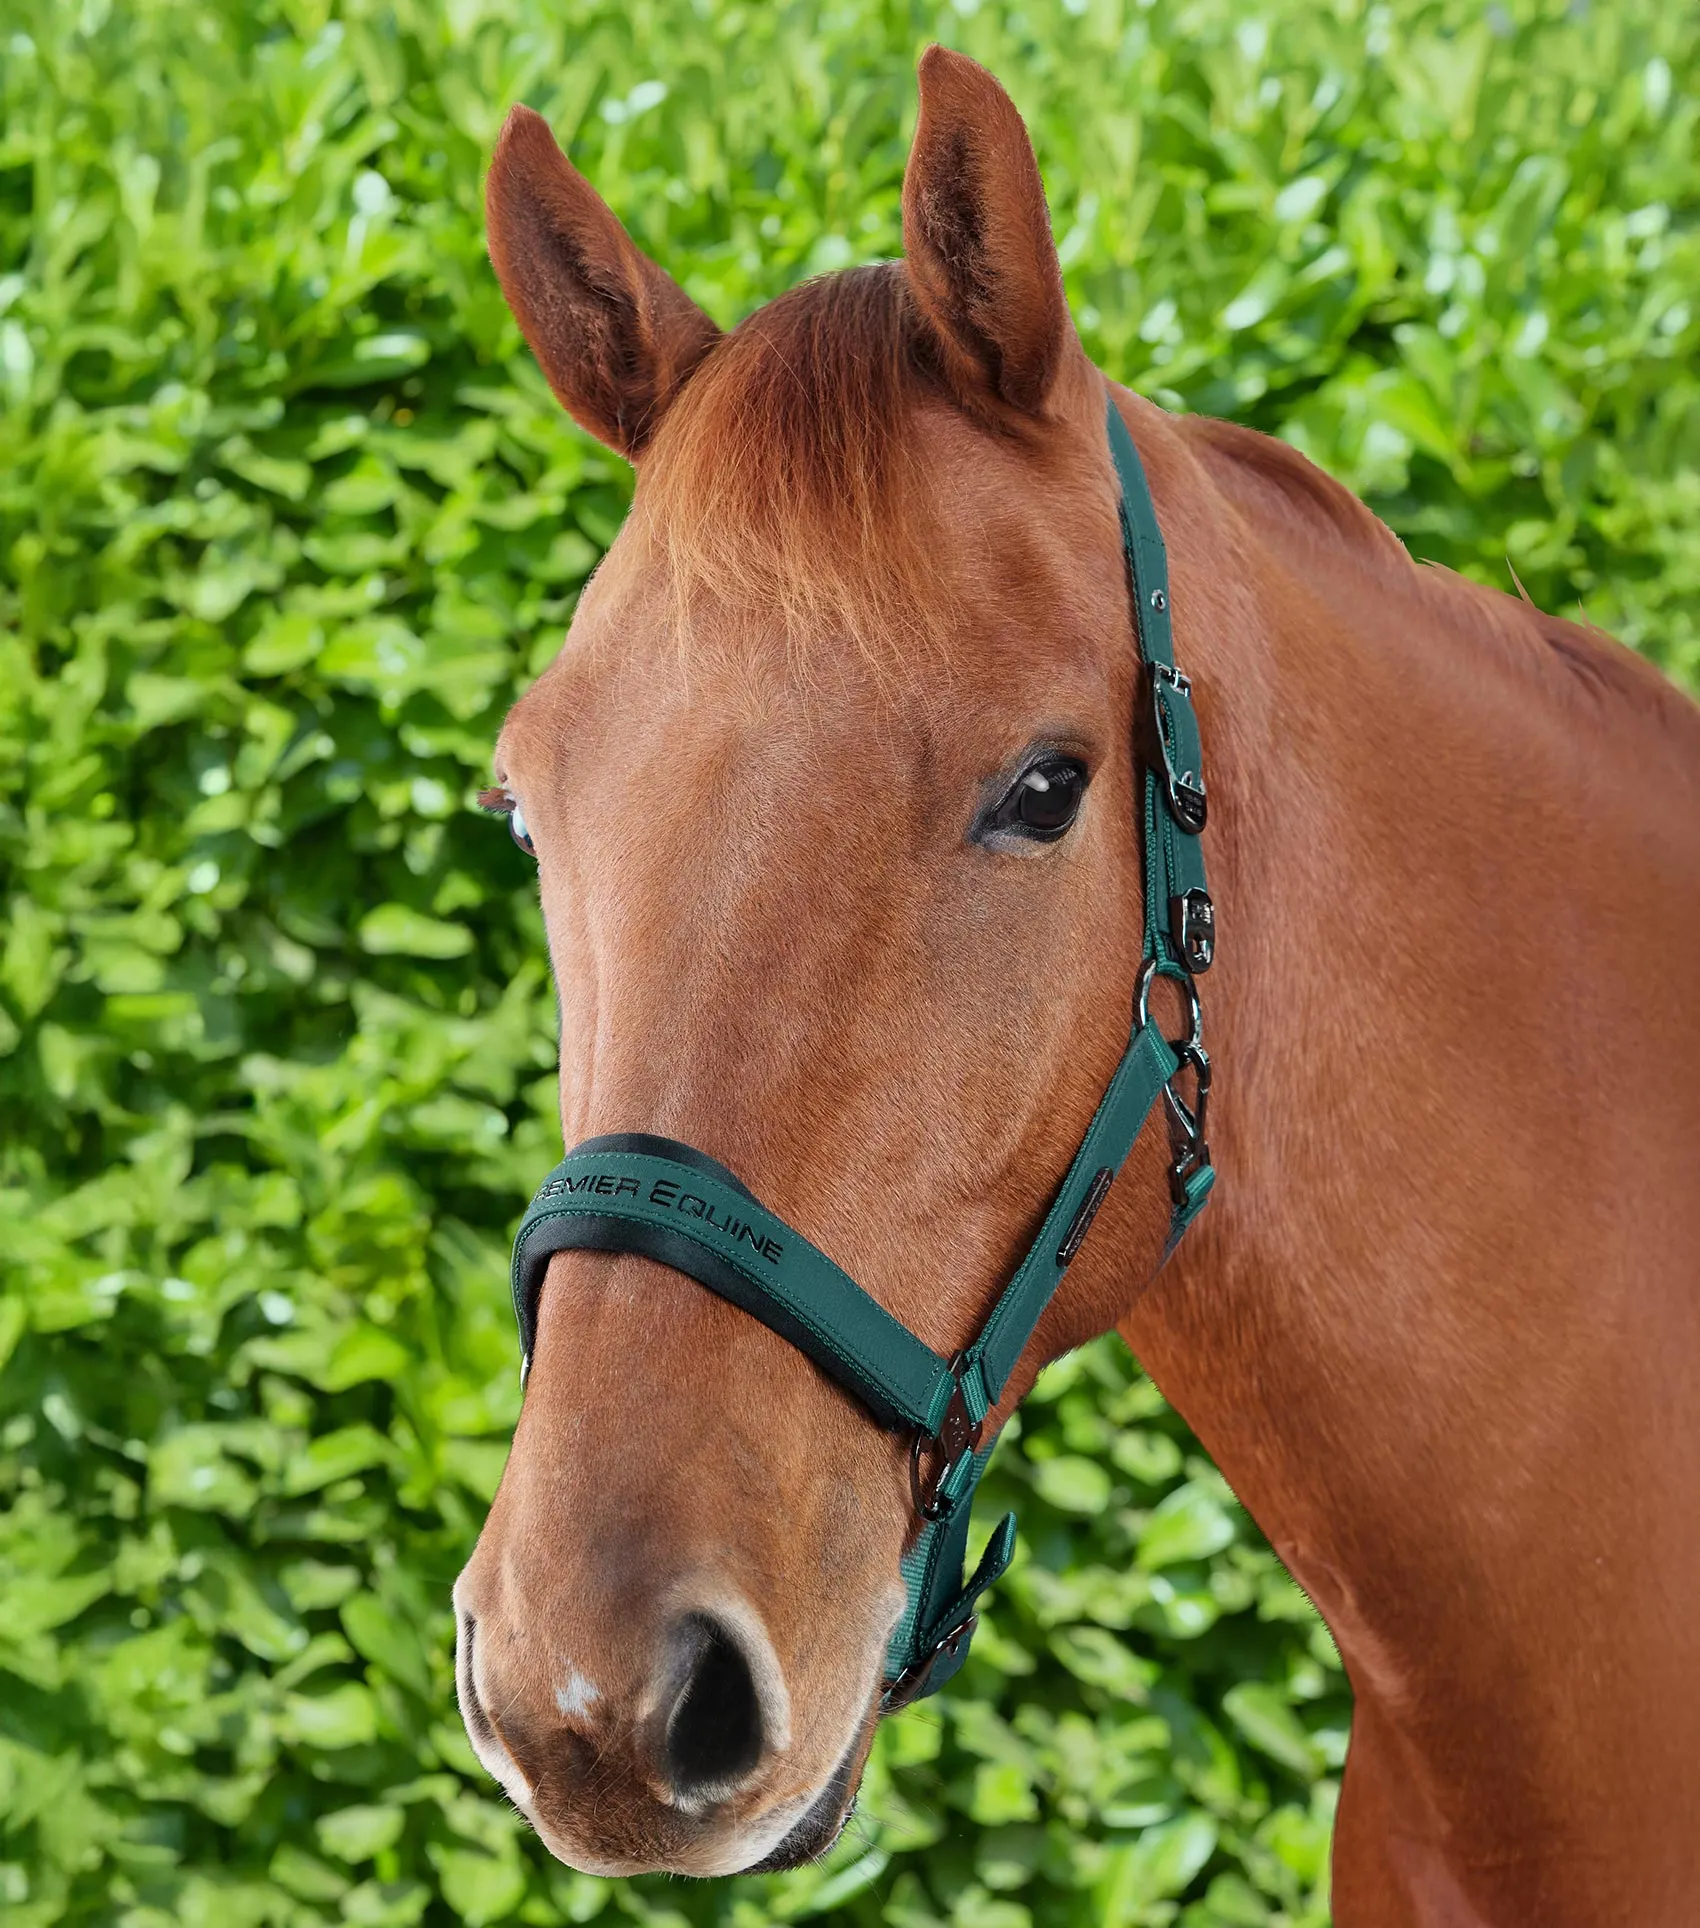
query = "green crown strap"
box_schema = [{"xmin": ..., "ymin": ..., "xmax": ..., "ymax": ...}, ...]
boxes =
[{"xmin": 1105, "ymin": 404, "xmax": 1214, "ymax": 978}]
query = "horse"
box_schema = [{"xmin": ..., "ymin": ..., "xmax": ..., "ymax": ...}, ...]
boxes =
[{"xmin": 451, "ymin": 45, "xmax": 1700, "ymax": 1923}]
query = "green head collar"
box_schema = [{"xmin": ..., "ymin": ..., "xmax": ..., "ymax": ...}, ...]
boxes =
[{"xmin": 508, "ymin": 396, "xmax": 1215, "ymax": 1706}]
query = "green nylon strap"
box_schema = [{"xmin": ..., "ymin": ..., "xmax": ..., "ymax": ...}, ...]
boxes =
[
  {"xmin": 1106, "ymin": 403, "xmax": 1178, "ymax": 673},
  {"xmin": 511, "ymin": 1147, "xmax": 960, "ymax": 1434},
  {"xmin": 510, "ymin": 1014, "xmax": 1177, "ymax": 1445},
  {"xmin": 1104, "ymin": 402, "xmax": 1210, "ymax": 976},
  {"xmin": 505, "ymin": 389, "xmax": 1215, "ymax": 1700},
  {"xmin": 964, "ymin": 1017, "xmax": 1177, "ymax": 1409},
  {"xmin": 890, "ymin": 1476, "xmax": 1016, "ymax": 1703}
]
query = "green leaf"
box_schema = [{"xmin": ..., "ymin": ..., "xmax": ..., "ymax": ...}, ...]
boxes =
[
  {"xmin": 0, "ymin": 1296, "xmax": 26, "ymax": 1377},
  {"xmin": 341, "ymin": 1592, "xmax": 434, "ymax": 1700},
  {"xmin": 308, "ymin": 333, "xmax": 433, "ymax": 390},
  {"xmin": 280, "ymin": 1562, "xmax": 363, "ymax": 1613},
  {"xmin": 1109, "ymin": 1428, "xmax": 1182, "ymax": 1485},
  {"xmin": 244, "ymin": 612, "xmax": 325, "ymax": 676},
  {"xmin": 1137, "ymin": 1484, "xmax": 1237, "ymax": 1569},
  {"xmin": 318, "ymin": 1324, "xmax": 414, "ymax": 1390},
  {"xmin": 788, "ymin": 1848, "xmax": 890, "ymax": 1916},
  {"xmin": 219, "ymin": 439, "xmax": 313, "ymax": 501},
  {"xmin": 342, "ymin": 1879, "xmax": 432, "ymax": 1926},
  {"xmin": 1221, "ymin": 1682, "xmax": 1322, "ymax": 1780},
  {"xmin": 1256, "ymin": 1798, "xmax": 1334, "ymax": 1886},
  {"xmin": 947, "ymin": 1886, "xmax": 1032, "ymax": 1928},
  {"xmin": 317, "ymin": 1803, "xmax": 407, "ymax": 1864},
  {"xmin": 439, "ymin": 1437, "xmax": 509, "ymax": 1501},
  {"xmin": 0, "ymin": 1569, "xmax": 110, "ymax": 1639},
  {"xmin": 358, "ymin": 905, "xmax": 475, "ymax": 959},
  {"xmin": 1031, "ymin": 1454, "xmax": 1113, "ymax": 1514},
  {"xmin": 281, "ymin": 1682, "xmax": 379, "ymax": 1750},
  {"xmin": 324, "ymin": 457, "xmax": 402, "ymax": 517},
  {"xmin": 1049, "ymin": 1626, "xmax": 1157, "ymax": 1699},
  {"xmin": 1096, "ymin": 1814, "xmax": 1218, "ymax": 1923},
  {"xmin": 271, "ymin": 1843, "xmax": 350, "ymax": 1902},
  {"xmin": 428, "ymin": 1843, "xmax": 528, "ymax": 1926},
  {"xmin": 149, "ymin": 1427, "xmax": 260, "ymax": 1514},
  {"xmin": 319, "ymin": 618, "xmax": 429, "ymax": 699},
  {"xmin": 548, "ymin": 1870, "xmax": 614, "ymax": 1922},
  {"xmin": 968, "ymin": 1762, "xmax": 1039, "ymax": 1826},
  {"xmin": 1194, "ymin": 1872, "xmax": 1274, "ymax": 1924},
  {"xmin": 282, "ymin": 1423, "xmax": 394, "ymax": 1495}
]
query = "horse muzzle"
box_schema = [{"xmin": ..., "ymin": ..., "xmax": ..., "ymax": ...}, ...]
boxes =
[{"xmin": 454, "ymin": 1580, "xmax": 878, "ymax": 1876}]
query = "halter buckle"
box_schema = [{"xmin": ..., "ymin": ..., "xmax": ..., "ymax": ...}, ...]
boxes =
[
  {"xmin": 881, "ymin": 1615, "xmax": 978, "ymax": 1711},
  {"xmin": 1142, "ymin": 663, "xmax": 1208, "ymax": 834},
  {"xmin": 911, "ymin": 1358, "xmax": 984, "ymax": 1523},
  {"xmin": 1168, "ymin": 888, "xmax": 1215, "ymax": 974}
]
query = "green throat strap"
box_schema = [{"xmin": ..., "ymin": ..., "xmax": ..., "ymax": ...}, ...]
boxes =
[{"xmin": 508, "ymin": 392, "xmax": 1216, "ymax": 1705}]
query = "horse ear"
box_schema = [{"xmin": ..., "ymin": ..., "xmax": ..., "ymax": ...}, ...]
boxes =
[
  {"xmin": 902, "ymin": 48, "xmax": 1077, "ymax": 418},
  {"xmin": 486, "ymin": 105, "xmax": 721, "ymax": 460}
]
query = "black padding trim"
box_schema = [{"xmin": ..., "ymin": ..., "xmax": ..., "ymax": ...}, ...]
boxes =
[
  {"xmin": 570, "ymin": 1133, "xmax": 761, "ymax": 1203},
  {"xmin": 513, "ymin": 1133, "xmax": 761, "ymax": 1370}
]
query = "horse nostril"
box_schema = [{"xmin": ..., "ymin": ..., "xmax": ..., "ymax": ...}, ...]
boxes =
[
  {"xmin": 662, "ymin": 1613, "xmax": 765, "ymax": 1800},
  {"xmin": 457, "ymin": 1613, "xmax": 496, "ymax": 1746}
]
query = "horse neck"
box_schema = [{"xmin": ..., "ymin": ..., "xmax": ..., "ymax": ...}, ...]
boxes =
[{"xmin": 1117, "ymin": 407, "xmax": 1700, "ymax": 1841}]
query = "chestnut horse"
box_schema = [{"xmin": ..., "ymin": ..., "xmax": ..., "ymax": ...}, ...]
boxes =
[{"xmin": 452, "ymin": 47, "xmax": 1700, "ymax": 1924}]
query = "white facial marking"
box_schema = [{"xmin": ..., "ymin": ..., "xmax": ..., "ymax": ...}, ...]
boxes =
[{"xmin": 555, "ymin": 1668, "xmax": 602, "ymax": 1719}]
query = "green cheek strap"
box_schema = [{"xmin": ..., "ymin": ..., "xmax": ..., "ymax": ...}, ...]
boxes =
[{"xmin": 507, "ymin": 395, "xmax": 1216, "ymax": 1705}]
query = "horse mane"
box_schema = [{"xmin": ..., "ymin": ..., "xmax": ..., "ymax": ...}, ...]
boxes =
[
  {"xmin": 637, "ymin": 262, "xmax": 955, "ymax": 659},
  {"xmin": 1425, "ymin": 569, "xmax": 1693, "ymax": 734},
  {"xmin": 1183, "ymin": 413, "xmax": 1410, "ymax": 563},
  {"xmin": 1186, "ymin": 410, "xmax": 1691, "ymax": 739}
]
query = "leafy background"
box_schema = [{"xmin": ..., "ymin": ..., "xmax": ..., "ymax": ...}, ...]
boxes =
[{"xmin": 1, "ymin": 1, "xmax": 1695, "ymax": 1925}]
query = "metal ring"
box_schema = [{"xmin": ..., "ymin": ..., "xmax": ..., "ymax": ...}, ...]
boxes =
[{"xmin": 1133, "ymin": 955, "xmax": 1203, "ymax": 1052}]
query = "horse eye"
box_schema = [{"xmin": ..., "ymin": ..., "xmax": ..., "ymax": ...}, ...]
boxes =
[
  {"xmin": 995, "ymin": 757, "xmax": 1088, "ymax": 842},
  {"xmin": 509, "ymin": 801, "xmax": 536, "ymax": 856}
]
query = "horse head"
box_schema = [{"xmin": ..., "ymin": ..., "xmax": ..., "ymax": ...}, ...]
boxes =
[{"xmin": 452, "ymin": 48, "xmax": 1200, "ymax": 1876}]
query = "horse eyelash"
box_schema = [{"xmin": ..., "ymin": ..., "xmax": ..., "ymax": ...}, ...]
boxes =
[{"xmin": 477, "ymin": 787, "xmax": 515, "ymax": 815}]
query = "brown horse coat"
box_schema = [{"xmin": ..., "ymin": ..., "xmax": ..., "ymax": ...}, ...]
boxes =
[{"xmin": 455, "ymin": 46, "xmax": 1700, "ymax": 1922}]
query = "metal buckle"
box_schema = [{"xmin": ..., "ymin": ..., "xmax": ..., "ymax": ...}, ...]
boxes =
[
  {"xmin": 881, "ymin": 1615, "xmax": 978, "ymax": 1711},
  {"xmin": 1142, "ymin": 663, "xmax": 1208, "ymax": 834},
  {"xmin": 910, "ymin": 1357, "xmax": 984, "ymax": 1524},
  {"xmin": 1168, "ymin": 888, "xmax": 1215, "ymax": 974}
]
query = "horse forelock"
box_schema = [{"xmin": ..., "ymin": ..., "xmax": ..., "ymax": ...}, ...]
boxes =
[{"xmin": 631, "ymin": 262, "xmax": 971, "ymax": 667}]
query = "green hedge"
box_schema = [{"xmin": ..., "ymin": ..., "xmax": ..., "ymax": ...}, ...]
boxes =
[{"xmin": 1, "ymin": 2, "xmax": 1694, "ymax": 1926}]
